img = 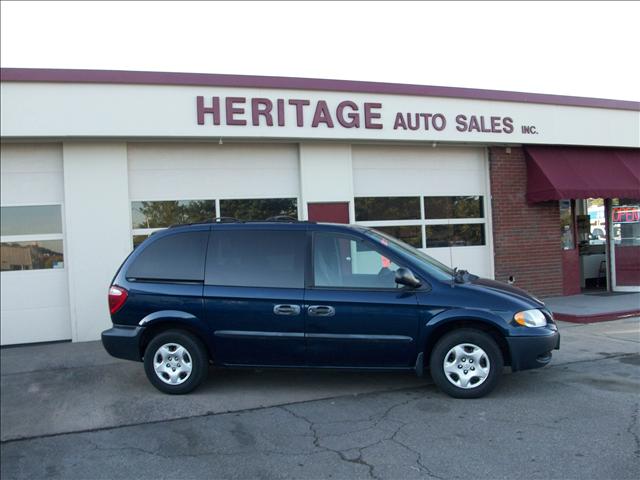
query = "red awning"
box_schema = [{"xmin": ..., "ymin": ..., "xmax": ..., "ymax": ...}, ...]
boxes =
[{"xmin": 525, "ymin": 146, "xmax": 640, "ymax": 202}]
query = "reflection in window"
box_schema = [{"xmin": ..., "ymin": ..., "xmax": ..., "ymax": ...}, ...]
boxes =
[
  {"xmin": 424, "ymin": 196, "xmax": 484, "ymax": 219},
  {"xmin": 426, "ymin": 225, "xmax": 485, "ymax": 247},
  {"xmin": 355, "ymin": 197, "xmax": 420, "ymax": 221},
  {"xmin": 131, "ymin": 200, "xmax": 216, "ymax": 229},
  {"xmin": 1, "ymin": 240, "xmax": 64, "ymax": 271},
  {"xmin": 314, "ymin": 233, "xmax": 400, "ymax": 288},
  {"xmin": 1, "ymin": 205, "xmax": 63, "ymax": 236},
  {"xmin": 373, "ymin": 226, "xmax": 422, "ymax": 248},
  {"xmin": 220, "ymin": 198, "xmax": 297, "ymax": 221},
  {"xmin": 133, "ymin": 235, "xmax": 149, "ymax": 249},
  {"xmin": 560, "ymin": 200, "xmax": 574, "ymax": 250},
  {"xmin": 612, "ymin": 198, "xmax": 640, "ymax": 247}
]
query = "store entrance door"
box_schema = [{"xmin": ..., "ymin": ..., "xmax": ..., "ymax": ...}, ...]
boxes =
[
  {"xmin": 576, "ymin": 199, "xmax": 609, "ymax": 291},
  {"xmin": 609, "ymin": 198, "xmax": 640, "ymax": 292}
]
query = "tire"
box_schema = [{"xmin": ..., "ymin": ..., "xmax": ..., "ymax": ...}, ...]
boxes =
[
  {"xmin": 429, "ymin": 328, "xmax": 504, "ymax": 399},
  {"xmin": 143, "ymin": 329, "xmax": 209, "ymax": 394}
]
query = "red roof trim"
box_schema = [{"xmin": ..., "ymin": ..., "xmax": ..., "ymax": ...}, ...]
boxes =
[{"xmin": 1, "ymin": 68, "xmax": 639, "ymax": 111}]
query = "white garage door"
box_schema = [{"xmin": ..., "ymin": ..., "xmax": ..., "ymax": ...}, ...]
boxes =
[
  {"xmin": 352, "ymin": 145, "xmax": 493, "ymax": 279},
  {"xmin": 127, "ymin": 143, "xmax": 300, "ymax": 245},
  {"xmin": 1, "ymin": 143, "xmax": 71, "ymax": 345}
]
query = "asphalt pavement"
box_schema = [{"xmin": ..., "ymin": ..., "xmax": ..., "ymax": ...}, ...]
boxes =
[{"xmin": 1, "ymin": 318, "xmax": 639, "ymax": 479}]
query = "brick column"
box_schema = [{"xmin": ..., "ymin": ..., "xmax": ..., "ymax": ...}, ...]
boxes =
[{"xmin": 488, "ymin": 147, "xmax": 563, "ymax": 298}]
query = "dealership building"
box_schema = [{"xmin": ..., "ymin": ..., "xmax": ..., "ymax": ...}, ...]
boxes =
[{"xmin": 1, "ymin": 68, "xmax": 639, "ymax": 346}]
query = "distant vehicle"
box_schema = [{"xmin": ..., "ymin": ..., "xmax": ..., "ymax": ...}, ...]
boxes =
[{"xmin": 102, "ymin": 220, "xmax": 560, "ymax": 399}]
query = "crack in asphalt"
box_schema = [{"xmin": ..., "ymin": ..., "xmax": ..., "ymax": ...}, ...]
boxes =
[{"xmin": 279, "ymin": 395, "xmax": 445, "ymax": 480}]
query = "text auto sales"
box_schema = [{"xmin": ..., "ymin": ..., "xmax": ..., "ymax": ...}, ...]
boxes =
[{"xmin": 196, "ymin": 96, "xmax": 516, "ymax": 134}]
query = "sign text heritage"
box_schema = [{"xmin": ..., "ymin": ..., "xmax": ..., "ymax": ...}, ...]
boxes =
[{"xmin": 196, "ymin": 96, "xmax": 537, "ymax": 135}]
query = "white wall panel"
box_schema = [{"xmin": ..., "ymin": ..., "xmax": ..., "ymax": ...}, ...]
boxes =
[
  {"xmin": 1, "ymin": 143, "xmax": 70, "ymax": 345},
  {"xmin": 0, "ymin": 270, "xmax": 71, "ymax": 344},
  {"xmin": 353, "ymin": 145, "xmax": 485, "ymax": 196},
  {"xmin": 128, "ymin": 143, "xmax": 299, "ymax": 200},
  {"xmin": 63, "ymin": 143, "xmax": 132, "ymax": 342},
  {"xmin": 1, "ymin": 143, "xmax": 64, "ymax": 205},
  {"xmin": 353, "ymin": 145, "xmax": 493, "ymax": 278}
]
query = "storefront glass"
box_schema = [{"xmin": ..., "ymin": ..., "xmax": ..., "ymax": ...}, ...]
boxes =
[{"xmin": 611, "ymin": 198, "xmax": 640, "ymax": 289}]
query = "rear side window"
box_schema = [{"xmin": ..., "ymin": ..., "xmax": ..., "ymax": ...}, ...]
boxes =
[
  {"xmin": 205, "ymin": 230, "xmax": 306, "ymax": 288},
  {"xmin": 126, "ymin": 231, "xmax": 208, "ymax": 281}
]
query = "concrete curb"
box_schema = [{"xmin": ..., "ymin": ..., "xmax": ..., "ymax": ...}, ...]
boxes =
[{"xmin": 553, "ymin": 309, "xmax": 640, "ymax": 323}]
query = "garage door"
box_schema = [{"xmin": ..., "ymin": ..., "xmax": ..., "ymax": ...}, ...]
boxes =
[
  {"xmin": 352, "ymin": 145, "xmax": 493, "ymax": 279},
  {"xmin": 1, "ymin": 143, "xmax": 71, "ymax": 345},
  {"xmin": 127, "ymin": 143, "xmax": 300, "ymax": 246}
]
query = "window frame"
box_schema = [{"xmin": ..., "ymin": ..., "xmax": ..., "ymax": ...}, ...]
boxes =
[
  {"xmin": 0, "ymin": 202, "xmax": 66, "ymax": 273},
  {"xmin": 309, "ymin": 230, "xmax": 424, "ymax": 292},
  {"xmin": 354, "ymin": 195, "xmax": 487, "ymax": 250}
]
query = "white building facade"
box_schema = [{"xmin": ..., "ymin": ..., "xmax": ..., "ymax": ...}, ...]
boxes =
[{"xmin": 1, "ymin": 69, "xmax": 639, "ymax": 346}]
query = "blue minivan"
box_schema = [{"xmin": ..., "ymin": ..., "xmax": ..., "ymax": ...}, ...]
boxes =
[{"xmin": 102, "ymin": 220, "xmax": 559, "ymax": 398}]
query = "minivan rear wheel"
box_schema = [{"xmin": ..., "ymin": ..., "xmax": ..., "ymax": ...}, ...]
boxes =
[
  {"xmin": 429, "ymin": 329, "xmax": 503, "ymax": 399},
  {"xmin": 143, "ymin": 330, "xmax": 208, "ymax": 394}
]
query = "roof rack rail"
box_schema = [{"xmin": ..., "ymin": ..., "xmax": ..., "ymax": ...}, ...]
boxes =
[
  {"xmin": 168, "ymin": 217, "xmax": 243, "ymax": 228},
  {"xmin": 264, "ymin": 215, "xmax": 300, "ymax": 222}
]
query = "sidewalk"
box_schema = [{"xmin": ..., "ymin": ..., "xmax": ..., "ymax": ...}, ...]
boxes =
[{"xmin": 544, "ymin": 292, "xmax": 640, "ymax": 323}]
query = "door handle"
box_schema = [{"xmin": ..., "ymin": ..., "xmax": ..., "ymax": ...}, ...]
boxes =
[
  {"xmin": 307, "ymin": 305, "xmax": 335, "ymax": 317},
  {"xmin": 273, "ymin": 304, "xmax": 301, "ymax": 316}
]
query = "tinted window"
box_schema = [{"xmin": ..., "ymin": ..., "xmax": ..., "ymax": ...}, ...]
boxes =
[
  {"xmin": 373, "ymin": 225, "xmax": 422, "ymax": 248},
  {"xmin": 1, "ymin": 240, "xmax": 64, "ymax": 271},
  {"xmin": 1, "ymin": 205, "xmax": 62, "ymax": 236},
  {"xmin": 220, "ymin": 198, "xmax": 298, "ymax": 221},
  {"xmin": 205, "ymin": 230, "xmax": 305, "ymax": 288},
  {"xmin": 127, "ymin": 231, "xmax": 208, "ymax": 281},
  {"xmin": 354, "ymin": 197, "xmax": 420, "ymax": 221},
  {"xmin": 425, "ymin": 224, "xmax": 485, "ymax": 247},
  {"xmin": 314, "ymin": 232, "xmax": 401, "ymax": 289},
  {"xmin": 424, "ymin": 196, "xmax": 484, "ymax": 219},
  {"xmin": 131, "ymin": 200, "xmax": 216, "ymax": 229}
]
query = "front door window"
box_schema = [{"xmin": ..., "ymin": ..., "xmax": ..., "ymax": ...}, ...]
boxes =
[{"xmin": 313, "ymin": 232, "xmax": 401, "ymax": 289}]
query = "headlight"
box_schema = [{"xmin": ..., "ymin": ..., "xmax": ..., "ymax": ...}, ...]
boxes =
[{"xmin": 513, "ymin": 309, "xmax": 547, "ymax": 327}]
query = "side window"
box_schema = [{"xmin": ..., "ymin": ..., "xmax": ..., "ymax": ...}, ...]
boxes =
[
  {"xmin": 126, "ymin": 231, "xmax": 208, "ymax": 281},
  {"xmin": 313, "ymin": 232, "xmax": 401, "ymax": 289},
  {"xmin": 205, "ymin": 230, "xmax": 306, "ymax": 288}
]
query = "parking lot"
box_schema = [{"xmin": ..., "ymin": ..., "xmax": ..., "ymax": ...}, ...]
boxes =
[{"xmin": 2, "ymin": 318, "xmax": 639, "ymax": 479}]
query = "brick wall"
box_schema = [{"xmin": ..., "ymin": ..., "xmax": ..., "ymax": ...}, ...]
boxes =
[{"xmin": 489, "ymin": 147, "xmax": 563, "ymax": 298}]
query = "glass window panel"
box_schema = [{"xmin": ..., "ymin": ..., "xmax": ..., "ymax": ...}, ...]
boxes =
[
  {"xmin": 313, "ymin": 232, "xmax": 401, "ymax": 289},
  {"xmin": 426, "ymin": 224, "xmax": 485, "ymax": 247},
  {"xmin": 451, "ymin": 224, "xmax": 485, "ymax": 246},
  {"xmin": 1, "ymin": 205, "xmax": 62, "ymax": 236},
  {"xmin": 205, "ymin": 230, "xmax": 305, "ymax": 288},
  {"xmin": 1, "ymin": 240, "xmax": 64, "ymax": 271},
  {"xmin": 131, "ymin": 200, "xmax": 216, "ymax": 229},
  {"xmin": 425, "ymin": 225, "xmax": 452, "ymax": 248},
  {"xmin": 424, "ymin": 196, "xmax": 483, "ymax": 219},
  {"xmin": 560, "ymin": 200, "xmax": 575, "ymax": 250},
  {"xmin": 372, "ymin": 226, "xmax": 422, "ymax": 248},
  {"xmin": 354, "ymin": 197, "xmax": 420, "ymax": 221},
  {"xmin": 219, "ymin": 198, "xmax": 297, "ymax": 221},
  {"xmin": 132, "ymin": 235, "xmax": 149, "ymax": 249},
  {"xmin": 126, "ymin": 231, "xmax": 208, "ymax": 281}
]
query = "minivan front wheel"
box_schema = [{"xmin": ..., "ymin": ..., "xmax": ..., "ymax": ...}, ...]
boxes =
[
  {"xmin": 143, "ymin": 330, "xmax": 208, "ymax": 394},
  {"xmin": 429, "ymin": 329, "xmax": 503, "ymax": 399}
]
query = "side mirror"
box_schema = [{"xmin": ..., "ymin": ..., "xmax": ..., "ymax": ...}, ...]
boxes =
[{"xmin": 395, "ymin": 268, "xmax": 421, "ymax": 288}]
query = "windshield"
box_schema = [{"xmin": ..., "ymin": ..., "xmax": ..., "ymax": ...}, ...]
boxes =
[{"xmin": 364, "ymin": 228, "xmax": 455, "ymax": 282}]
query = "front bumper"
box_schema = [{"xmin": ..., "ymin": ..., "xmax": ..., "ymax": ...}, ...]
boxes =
[
  {"xmin": 506, "ymin": 329, "xmax": 560, "ymax": 371},
  {"xmin": 101, "ymin": 325, "xmax": 145, "ymax": 362}
]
